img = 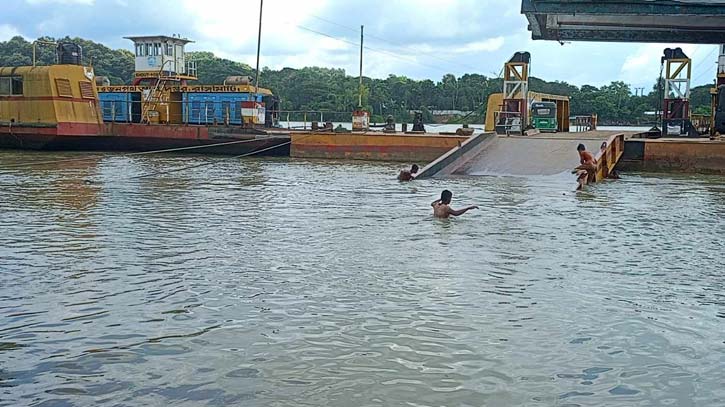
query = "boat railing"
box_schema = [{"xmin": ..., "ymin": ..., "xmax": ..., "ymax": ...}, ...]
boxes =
[
  {"xmin": 594, "ymin": 133, "xmax": 624, "ymax": 181},
  {"xmin": 572, "ymin": 115, "xmax": 598, "ymax": 132},
  {"xmin": 101, "ymin": 99, "xmax": 379, "ymax": 128}
]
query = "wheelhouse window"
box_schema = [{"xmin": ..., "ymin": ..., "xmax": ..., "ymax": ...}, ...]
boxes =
[
  {"xmin": 144, "ymin": 43, "xmax": 150, "ymax": 56},
  {"xmin": 165, "ymin": 43, "xmax": 173, "ymax": 56},
  {"xmin": 0, "ymin": 76, "xmax": 23, "ymax": 96}
]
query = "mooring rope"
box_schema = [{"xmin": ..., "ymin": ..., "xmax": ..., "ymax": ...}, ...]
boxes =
[
  {"xmin": 0, "ymin": 138, "xmax": 267, "ymax": 169},
  {"xmin": 129, "ymin": 141, "xmax": 292, "ymax": 179}
]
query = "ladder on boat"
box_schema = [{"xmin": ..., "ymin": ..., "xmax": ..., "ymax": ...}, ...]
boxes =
[{"xmin": 142, "ymin": 68, "xmax": 181, "ymax": 124}]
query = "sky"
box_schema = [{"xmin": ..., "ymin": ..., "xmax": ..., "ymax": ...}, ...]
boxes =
[{"xmin": 1, "ymin": 0, "xmax": 721, "ymax": 90}]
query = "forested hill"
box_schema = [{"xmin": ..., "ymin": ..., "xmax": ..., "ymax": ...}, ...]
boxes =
[
  {"xmin": 1, "ymin": 36, "xmax": 135, "ymax": 85},
  {"xmin": 0, "ymin": 35, "xmax": 714, "ymax": 124}
]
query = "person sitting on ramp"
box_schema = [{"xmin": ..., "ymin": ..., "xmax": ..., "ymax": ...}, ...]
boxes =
[
  {"xmin": 431, "ymin": 190, "xmax": 478, "ymax": 218},
  {"xmin": 575, "ymin": 143, "xmax": 597, "ymax": 190}
]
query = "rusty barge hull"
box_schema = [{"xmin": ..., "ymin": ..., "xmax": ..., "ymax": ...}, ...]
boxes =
[
  {"xmin": 620, "ymin": 138, "xmax": 725, "ymax": 174},
  {"xmin": 0, "ymin": 123, "xmax": 291, "ymax": 156},
  {"xmin": 290, "ymin": 132, "xmax": 469, "ymax": 162}
]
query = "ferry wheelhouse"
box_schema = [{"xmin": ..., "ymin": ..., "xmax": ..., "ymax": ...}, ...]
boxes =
[
  {"xmin": 0, "ymin": 42, "xmax": 103, "ymax": 149},
  {"xmin": 98, "ymin": 35, "xmax": 279, "ymax": 127}
]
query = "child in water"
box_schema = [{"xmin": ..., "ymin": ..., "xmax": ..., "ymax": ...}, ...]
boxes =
[
  {"xmin": 431, "ymin": 190, "xmax": 478, "ymax": 218},
  {"xmin": 398, "ymin": 164, "xmax": 419, "ymax": 181}
]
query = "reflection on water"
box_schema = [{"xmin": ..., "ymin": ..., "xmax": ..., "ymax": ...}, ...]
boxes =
[{"xmin": 1, "ymin": 150, "xmax": 724, "ymax": 406}]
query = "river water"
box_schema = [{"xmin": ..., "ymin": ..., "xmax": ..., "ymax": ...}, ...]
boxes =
[{"xmin": 1, "ymin": 151, "xmax": 724, "ymax": 406}]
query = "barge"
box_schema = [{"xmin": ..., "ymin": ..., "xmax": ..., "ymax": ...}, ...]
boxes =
[{"xmin": 0, "ymin": 35, "xmax": 289, "ymax": 155}]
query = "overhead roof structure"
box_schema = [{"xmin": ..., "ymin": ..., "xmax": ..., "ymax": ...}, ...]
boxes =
[{"xmin": 521, "ymin": 0, "xmax": 725, "ymax": 43}]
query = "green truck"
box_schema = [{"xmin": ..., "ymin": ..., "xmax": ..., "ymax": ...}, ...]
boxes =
[{"xmin": 531, "ymin": 101, "xmax": 558, "ymax": 132}]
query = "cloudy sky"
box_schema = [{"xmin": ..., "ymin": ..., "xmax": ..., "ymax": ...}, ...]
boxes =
[{"xmin": 2, "ymin": 0, "xmax": 721, "ymax": 90}]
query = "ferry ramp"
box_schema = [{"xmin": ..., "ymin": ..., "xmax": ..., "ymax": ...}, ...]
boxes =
[
  {"xmin": 460, "ymin": 137, "xmax": 598, "ymax": 177},
  {"xmin": 417, "ymin": 132, "xmax": 624, "ymax": 183}
]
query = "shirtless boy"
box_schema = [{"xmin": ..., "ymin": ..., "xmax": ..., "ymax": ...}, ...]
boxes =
[
  {"xmin": 431, "ymin": 190, "xmax": 478, "ymax": 218},
  {"xmin": 575, "ymin": 143, "xmax": 597, "ymax": 190},
  {"xmin": 398, "ymin": 164, "xmax": 419, "ymax": 181}
]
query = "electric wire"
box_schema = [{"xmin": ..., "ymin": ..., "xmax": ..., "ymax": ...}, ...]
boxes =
[
  {"xmin": 291, "ymin": 22, "xmax": 492, "ymax": 118},
  {"xmin": 294, "ymin": 25, "xmax": 455, "ymax": 75},
  {"xmin": 692, "ymin": 67, "xmax": 716, "ymax": 85},
  {"xmin": 692, "ymin": 45, "xmax": 717, "ymax": 73},
  {"xmin": 691, "ymin": 46, "xmax": 718, "ymax": 84},
  {"xmin": 306, "ymin": 14, "xmax": 483, "ymax": 73}
]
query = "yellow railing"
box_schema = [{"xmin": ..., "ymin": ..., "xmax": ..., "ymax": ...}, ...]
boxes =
[{"xmin": 592, "ymin": 133, "xmax": 624, "ymax": 181}]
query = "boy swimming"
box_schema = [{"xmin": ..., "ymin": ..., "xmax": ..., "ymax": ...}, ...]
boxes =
[
  {"xmin": 398, "ymin": 164, "xmax": 419, "ymax": 181},
  {"xmin": 431, "ymin": 190, "xmax": 478, "ymax": 218}
]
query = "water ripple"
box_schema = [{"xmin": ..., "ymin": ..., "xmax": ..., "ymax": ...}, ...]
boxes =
[{"xmin": 0, "ymin": 152, "xmax": 723, "ymax": 406}]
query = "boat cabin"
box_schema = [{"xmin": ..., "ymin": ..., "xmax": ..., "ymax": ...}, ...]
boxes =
[
  {"xmin": 125, "ymin": 35, "xmax": 196, "ymax": 82},
  {"xmin": 0, "ymin": 64, "xmax": 103, "ymax": 133},
  {"xmin": 98, "ymin": 35, "xmax": 279, "ymax": 127}
]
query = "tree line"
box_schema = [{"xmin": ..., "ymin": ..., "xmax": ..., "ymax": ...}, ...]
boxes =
[{"xmin": 0, "ymin": 35, "xmax": 714, "ymax": 124}]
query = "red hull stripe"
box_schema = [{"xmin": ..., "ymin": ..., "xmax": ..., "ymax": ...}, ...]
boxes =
[
  {"xmin": 0, "ymin": 122, "xmax": 103, "ymax": 136},
  {"xmin": 0, "ymin": 123, "xmax": 215, "ymax": 140},
  {"xmin": 0, "ymin": 123, "xmax": 275, "ymax": 142}
]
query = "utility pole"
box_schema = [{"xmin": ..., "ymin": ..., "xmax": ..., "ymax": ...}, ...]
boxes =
[
  {"xmin": 454, "ymin": 79, "xmax": 459, "ymax": 110},
  {"xmin": 255, "ymin": 0, "xmax": 263, "ymax": 94},
  {"xmin": 358, "ymin": 25, "xmax": 364, "ymax": 108}
]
